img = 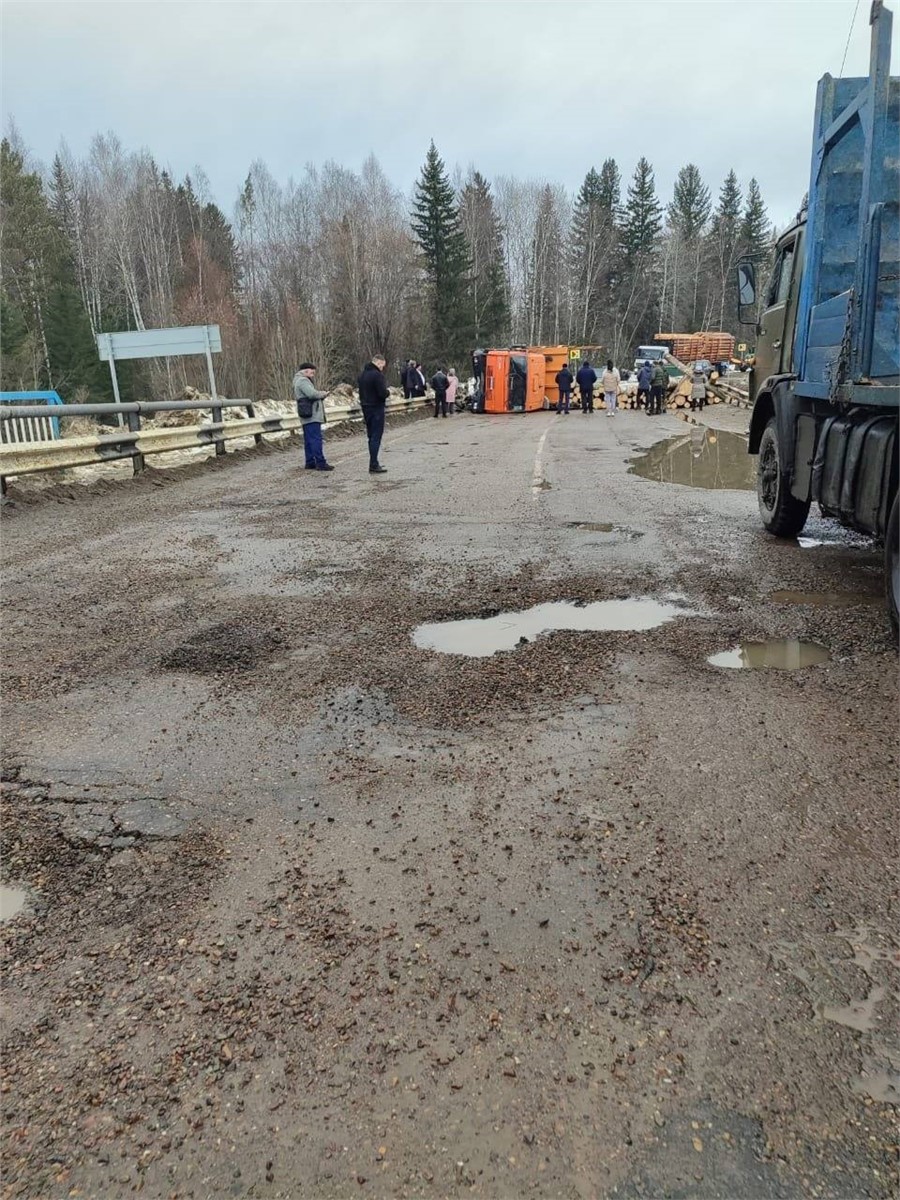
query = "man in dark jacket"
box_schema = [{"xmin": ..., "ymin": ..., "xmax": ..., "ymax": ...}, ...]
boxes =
[
  {"xmin": 408, "ymin": 362, "xmax": 426, "ymax": 397},
  {"xmin": 430, "ymin": 367, "xmax": 450, "ymax": 418},
  {"xmin": 555, "ymin": 363, "xmax": 574, "ymax": 413},
  {"xmin": 401, "ymin": 359, "xmax": 414, "ymax": 399},
  {"xmin": 649, "ymin": 361, "xmax": 668, "ymax": 415},
  {"xmin": 637, "ymin": 360, "xmax": 652, "ymax": 411},
  {"xmin": 576, "ymin": 360, "xmax": 597, "ymax": 413},
  {"xmin": 357, "ymin": 354, "xmax": 389, "ymax": 473}
]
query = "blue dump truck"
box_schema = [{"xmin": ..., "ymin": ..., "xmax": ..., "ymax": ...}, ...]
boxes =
[{"xmin": 737, "ymin": 0, "xmax": 899, "ymax": 632}]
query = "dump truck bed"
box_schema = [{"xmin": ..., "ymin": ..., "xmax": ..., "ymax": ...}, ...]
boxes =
[{"xmin": 794, "ymin": 5, "xmax": 899, "ymax": 404}]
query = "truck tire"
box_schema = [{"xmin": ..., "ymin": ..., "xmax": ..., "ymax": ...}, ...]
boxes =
[
  {"xmin": 757, "ymin": 416, "xmax": 811, "ymax": 537},
  {"xmin": 886, "ymin": 492, "xmax": 899, "ymax": 639}
]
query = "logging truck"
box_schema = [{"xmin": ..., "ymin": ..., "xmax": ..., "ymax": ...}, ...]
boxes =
[{"xmin": 738, "ymin": 0, "xmax": 899, "ymax": 632}]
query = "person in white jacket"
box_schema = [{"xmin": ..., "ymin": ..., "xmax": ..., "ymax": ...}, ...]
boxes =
[{"xmin": 601, "ymin": 360, "xmax": 621, "ymax": 417}]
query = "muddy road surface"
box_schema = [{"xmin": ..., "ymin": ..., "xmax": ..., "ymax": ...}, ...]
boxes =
[{"xmin": 2, "ymin": 408, "xmax": 897, "ymax": 1199}]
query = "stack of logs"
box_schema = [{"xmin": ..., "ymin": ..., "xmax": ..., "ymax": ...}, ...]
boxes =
[{"xmin": 593, "ymin": 351, "xmax": 751, "ymax": 411}]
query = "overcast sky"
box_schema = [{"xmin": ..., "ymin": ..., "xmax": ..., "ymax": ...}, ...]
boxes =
[{"xmin": 3, "ymin": 0, "xmax": 898, "ymax": 230}]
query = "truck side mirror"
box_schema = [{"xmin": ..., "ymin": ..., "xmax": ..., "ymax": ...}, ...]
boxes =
[{"xmin": 737, "ymin": 261, "xmax": 757, "ymax": 325}]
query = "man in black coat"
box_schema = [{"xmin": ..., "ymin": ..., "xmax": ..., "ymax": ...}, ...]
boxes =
[
  {"xmin": 357, "ymin": 354, "xmax": 389, "ymax": 474},
  {"xmin": 430, "ymin": 367, "xmax": 450, "ymax": 418},
  {"xmin": 555, "ymin": 363, "xmax": 574, "ymax": 413},
  {"xmin": 401, "ymin": 359, "xmax": 414, "ymax": 400},
  {"xmin": 575, "ymin": 360, "xmax": 597, "ymax": 413}
]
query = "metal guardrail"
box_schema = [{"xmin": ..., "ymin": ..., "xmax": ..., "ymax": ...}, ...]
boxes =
[{"xmin": 0, "ymin": 396, "xmax": 428, "ymax": 489}]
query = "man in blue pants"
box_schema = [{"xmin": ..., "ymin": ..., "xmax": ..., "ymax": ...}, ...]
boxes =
[{"xmin": 293, "ymin": 362, "xmax": 333, "ymax": 471}]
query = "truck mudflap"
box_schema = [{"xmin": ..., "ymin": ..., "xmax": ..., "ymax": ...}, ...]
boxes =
[{"xmin": 810, "ymin": 410, "xmax": 897, "ymax": 536}]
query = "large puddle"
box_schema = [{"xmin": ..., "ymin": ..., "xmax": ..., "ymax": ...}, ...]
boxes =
[
  {"xmin": 0, "ymin": 885, "xmax": 28, "ymax": 922},
  {"xmin": 413, "ymin": 598, "xmax": 695, "ymax": 657},
  {"xmin": 629, "ymin": 428, "xmax": 755, "ymax": 490},
  {"xmin": 708, "ymin": 640, "xmax": 831, "ymax": 670}
]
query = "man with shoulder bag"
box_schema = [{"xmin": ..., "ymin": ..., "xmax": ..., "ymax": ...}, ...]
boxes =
[{"xmin": 293, "ymin": 362, "xmax": 333, "ymax": 471}]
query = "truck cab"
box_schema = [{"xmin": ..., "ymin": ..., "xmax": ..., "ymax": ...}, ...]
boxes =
[{"xmin": 749, "ymin": 220, "xmax": 805, "ymax": 397}]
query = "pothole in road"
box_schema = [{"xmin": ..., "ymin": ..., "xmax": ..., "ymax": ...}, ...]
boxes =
[
  {"xmin": 707, "ymin": 640, "xmax": 831, "ymax": 670},
  {"xmin": 161, "ymin": 621, "xmax": 285, "ymax": 674},
  {"xmin": 629, "ymin": 428, "xmax": 754, "ymax": 490},
  {"xmin": 413, "ymin": 598, "xmax": 697, "ymax": 657},
  {"xmin": 564, "ymin": 521, "xmax": 644, "ymax": 539},
  {"xmin": 770, "ymin": 589, "xmax": 879, "ymax": 608},
  {"xmin": 0, "ymin": 884, "xmax": 28, "ymax": 922}
]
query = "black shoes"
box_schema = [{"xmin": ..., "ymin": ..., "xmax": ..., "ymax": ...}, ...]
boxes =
[
  {"xmin": 317, "ymin": 463, "xmax": 334, "ymax": 471},
  {"xmin": 369, "ymin": 465, "xmax": 387, "ymax": 474}
]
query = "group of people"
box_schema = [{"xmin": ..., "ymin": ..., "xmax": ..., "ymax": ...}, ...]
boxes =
[
  {"xmin": 554, "ymin": 357, "xmax": 673, "ymax": 417},
  {"xmin": 401, "ymin": 359, "xmax": 460, "ymax": 418},
  {"xmin": 293, "ymin": 354, "xmax": 391, "ymax": 474},
  {"xmin": 554, "ymin": 359, "xmax": 624, "ymax": 417},
  {"xmin": 427, "ymin": 366, "xmax": 460, "ymax": 418},
  {"xmin": 401, "ymin": 360, "xmax": 427, "ymax": 399},
  {"xmin": 635, "ymin": 359, "xmax": 677, "ymax": 415}
]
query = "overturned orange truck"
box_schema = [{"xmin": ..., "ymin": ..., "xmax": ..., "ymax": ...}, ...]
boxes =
[
  {"xmin": 472, "ymin": 349, "xmax": 546, "ymax": 413},
  {"xmin": 471, "ymin": 344, "xmax": 605, "ymax": 413}
]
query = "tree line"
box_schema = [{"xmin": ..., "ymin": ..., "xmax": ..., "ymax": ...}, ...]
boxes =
[{"xmin": 0, "ymin": 127, "xmax": 776, "ymax": 402}]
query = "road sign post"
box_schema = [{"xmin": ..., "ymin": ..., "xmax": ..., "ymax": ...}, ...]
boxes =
[{"xmin": 96, "ymin": 326, "xmax": 223, "ymax": 425}]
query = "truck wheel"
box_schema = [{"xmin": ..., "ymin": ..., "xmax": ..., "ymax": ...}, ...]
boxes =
[
  {"xmin": 757, "ymin": 417, "xmax": 811, "ymax": 536},
  {"xmin": 886, "ymin": 492, "xmax": 899, "ymax": 639}
]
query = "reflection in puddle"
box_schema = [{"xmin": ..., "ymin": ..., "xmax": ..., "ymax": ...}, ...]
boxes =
[
  {"xmin": 629, "ymin": 428, "xmax": 754, "ymax": 490},
  {"xmin": 0, "ymin": 885, "xmax": 28, "ymax": 922},
  {"xmin": 708, "ymin": 640, "xmax": 831, "ymax": 670},
  {"xmin": 770, "ymin": 589, "xmax": 879, "ymax": 608},
  {"xmin": 797, "ymin": 530, "xmax": 874, "ymax": 550},
  {"xmin": 414, "ymin": 598, "xmax": 696, "ymax": 657}
]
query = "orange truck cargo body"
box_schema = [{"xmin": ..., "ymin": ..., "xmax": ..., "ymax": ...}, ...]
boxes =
[
  {"xmin": 484, "ymin": 351, "xmax": 546, "ymax": 413},
  {"xmin": 655, "ymin": 331, "xmax": 736, "ymax": 363},
  {"xmin": 534, "ymin": 345, "xmax": 570, "ymax": 399},
  {"xmin": 533, "ymin": 345, "xmax": 604, "ymax": 402}
]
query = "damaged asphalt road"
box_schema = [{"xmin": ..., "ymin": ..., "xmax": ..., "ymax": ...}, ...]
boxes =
[{"xmin": 1, "ymin": 408, "xmax": 897, "ymax": 1199}]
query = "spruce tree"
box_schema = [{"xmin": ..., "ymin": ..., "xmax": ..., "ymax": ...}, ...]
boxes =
[
  {"xmin": 668, "ymin": 164, "xmax": 711, "ymax": 239},
  {"xmin": 1, "ymin": 139, "xmax": 56, "ymax": 385},
  {"xmin": 740, "ymin": 178, "xmax": 770, "ymax": 260},
  {"xmin": 570, "ymin": 164, "xmax": 620, "ymax": 342},
  {"xmin": 0, "ymin": 296, "xmax": 33, "ymax": 390},
  {"xmin": 43, "ymin": 265, "xmax": 111, "ymax": 398},
  {"xmin": 411, "ymin": 141, "xmax": 471, "ymax": 360},
  {"xmin": 459, "ymin": 170, "xmax": 508, "ymax": 346},
  {"xmin": 621, "ymin": 157, "xmax": 662, "ymax": 259},
  {"xmin": 708, "ymin": 169, "xmax": 743, "ymax": 329},
  {"xmin": 596, "ymin": 158, "xmax": 621, "ymax": 219},
  {"xmin": 715, "ymin": 170, "xmax": 742, "ymax": 229}
]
